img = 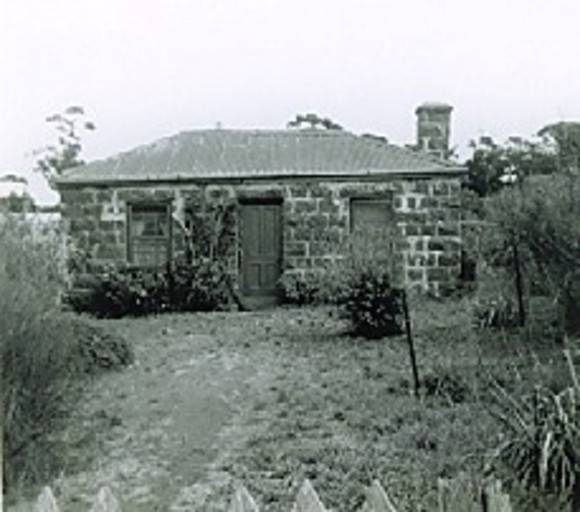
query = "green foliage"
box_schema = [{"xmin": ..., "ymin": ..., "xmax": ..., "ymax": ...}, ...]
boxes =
[
  {"xmin": 69, "ymin": 318, "xmax": 134, "ymax": 373},
  {"xmin": 0, "ymin": 192, "xmax": 36, "ymax": 213},
  {"xmin": 490, "ymin": 352, "xmax": 580, "ymax": 495},
  {"xmin": 337, "ymin": 268, "xmax": 403, "ymax": 338},
  {"xmin": 278, "ymin": 270, "xmax": 342, "ymax": 306},
  {"xmin": 465, "ymin": 135, "xmax": 558, "ymax": 197},
  {"xmin": 332, "ymin": 227, "xmax": 405, "ymax": 338},
  {"xmin": 538, "ymin": 121, "xmax": 580, "ymax": 173},
  {"xmin": 66, "ymin": 258, "xmax": 234, "ymax": 318},
  {"xmin": 287, "ymin": 113, "xmax": 343, "ymax": 130},
  {"xmin": 479, "ymin": 174, "xmax": 580, "ymax": 336},
  {"xmin": 278, "ymin": 271, "xmax": 324, "ymax": 306},
  {"xmin": 0, "ymin": 216, "xmax": 82, "ymax": 489},
  {"xmin": 35, "ymin": 105, "xmax": 95, "ymax": 182},
  {"xmin": 184, "ymin": 198, "xmax": 237, "ymax": 261}
]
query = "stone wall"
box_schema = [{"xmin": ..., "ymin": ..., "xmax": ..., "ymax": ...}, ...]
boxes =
[{"xmin": 59, "ymin": 175, "xmax": 462, "ymax": 295}]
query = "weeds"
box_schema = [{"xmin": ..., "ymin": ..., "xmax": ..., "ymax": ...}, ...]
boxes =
[{"xmin": 489, "ymin": 350, "xmax": 580, "ymax": 495}]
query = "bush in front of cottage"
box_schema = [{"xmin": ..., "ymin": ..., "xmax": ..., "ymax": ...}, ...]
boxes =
[{"xmin": 65, "ymin": 258, "xmax": 234, "ymax": 318}]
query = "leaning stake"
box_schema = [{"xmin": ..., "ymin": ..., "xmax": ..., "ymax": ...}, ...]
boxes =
[{"xmin": 401, "ymin": 289, "xmax": 420, "ymax": 398}]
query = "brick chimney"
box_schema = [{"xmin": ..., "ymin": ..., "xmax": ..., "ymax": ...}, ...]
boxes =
[{"xmin": 415, "ymin": 102, "xmax": 453, "ymax": 159}]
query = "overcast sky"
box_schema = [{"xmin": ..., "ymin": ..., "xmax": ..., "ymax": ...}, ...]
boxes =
[{"xmin": 1, "ymin": 0, "xmax": 579, "ymax": 203}]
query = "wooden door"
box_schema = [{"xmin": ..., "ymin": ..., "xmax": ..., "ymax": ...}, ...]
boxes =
[{"xmin": 240, "ymin": 202, "xmax": 282, "ymax": 297}]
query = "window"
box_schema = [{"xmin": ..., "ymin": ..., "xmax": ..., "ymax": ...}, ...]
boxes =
[
  {"xmin": 127, "ymin": 203, "xmax": 172, "ymax": 266},
  {"xmin": 350, "ymin": 198, "xmax": 394, "ymax": 233}
]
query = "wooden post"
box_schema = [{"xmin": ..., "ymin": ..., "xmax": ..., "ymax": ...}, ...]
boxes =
[
  {"xmin": 511, "ymin": 237, "xmax": 526, "ymax": 327},
  {"xmin": 90, "ymin": 487, "xmax": 122, "ymax": 512},
  {"xmin": 228, "ymin": 484, "xmax": 260, "ymax": 512},
  {"xmin": 361, "ymin": 480, "xmax": 399, "ymax": 512},
  {"xmin": 291, "ymin": 479, "xmax": 327, "ymax": 512},
  {"xmin": 35, "ymin": 487, "xmax": 59, "ymax": 512},
  {"xmin": 401, "ymin": 289, "xmax": 420, "ymax": 398}
]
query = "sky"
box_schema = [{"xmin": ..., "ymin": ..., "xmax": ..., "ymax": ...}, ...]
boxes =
[{"xmin": 1, "ymin": 0, "xmax": 579, "ymax": 204}]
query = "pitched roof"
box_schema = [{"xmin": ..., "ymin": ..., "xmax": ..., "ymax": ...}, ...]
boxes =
[{"xmin": 57, "ymin": 129, "xmax": 465, "ymax": 185}]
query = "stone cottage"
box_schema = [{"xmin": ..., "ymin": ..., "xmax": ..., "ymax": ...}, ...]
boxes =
[{"xmin": 56, "ymin": 103, "xmax": 466, "ymax": 303}]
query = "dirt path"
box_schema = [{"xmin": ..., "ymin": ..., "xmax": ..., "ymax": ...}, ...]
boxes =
[{"xmin": 29, "ymin": 311, "xmax": 296, "ymax": 511}]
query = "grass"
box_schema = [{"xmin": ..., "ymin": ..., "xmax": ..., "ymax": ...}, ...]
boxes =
[
  {"xmin": 213, "ymin": 298, "xmax": 578, "ymax": 511},
  {"xmin": 7, "ymin": 294, "xmax": 576, "ymax": 511},
  {"xmin": 0, "ymin": 215, "xmax": 133, "ymax": 503}
]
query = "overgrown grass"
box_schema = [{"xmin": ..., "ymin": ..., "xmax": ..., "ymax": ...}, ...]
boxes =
[
  {"xmin": 0, "ymin": 214, "xmax": 133, "ymax": 499},
  {"xmin": 217, "ymin": 297, "xmax": 579, "ymax": 511}
]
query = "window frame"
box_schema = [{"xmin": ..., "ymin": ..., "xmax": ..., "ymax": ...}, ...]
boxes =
[{"xmin": 126, "ymin": 201, "xmax": 173, "ymax": 267}]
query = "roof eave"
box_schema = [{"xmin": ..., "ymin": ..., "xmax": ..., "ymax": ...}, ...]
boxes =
[{"xmin": 55, "ymin": 166, "xmax": 467, "ymax": 189}]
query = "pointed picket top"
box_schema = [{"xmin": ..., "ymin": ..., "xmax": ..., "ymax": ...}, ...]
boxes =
[
  {"xmin": 360, "ymin": 480, "xmax": 398, "ymax": 512},
  {"xmin": 483, "ymin": 479, "xmax": 512, "ymax": 512},
  {"xmin": 89, "ymin": 486, "xmax": 122, "ymax": 512},
  {"xmin": 228, "ymin": 484, "xmax": 260, "ymax": 512},
  {"xmin": 291, "ymin": 479, "xmax": 327, "ymax": 512},
  {"xmin": 437, "ymin": 475, "xmax": 479, "ymax": 512},
  {"xmin": 35, "ymin": 486, "xmax": 59, "ymax": 512}
]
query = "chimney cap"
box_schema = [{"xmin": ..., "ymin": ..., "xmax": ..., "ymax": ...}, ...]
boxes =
[{"xmin": 416, "ymin": 102, "xmax": 453, "ymax": 114}]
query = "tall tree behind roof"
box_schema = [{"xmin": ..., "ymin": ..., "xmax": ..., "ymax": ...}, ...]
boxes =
[{"xmin": 34, "ymin": 106, "xmax": 95, "ymax": 186}]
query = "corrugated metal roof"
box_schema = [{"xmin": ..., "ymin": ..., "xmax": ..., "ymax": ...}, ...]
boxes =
[{"xmin": 57, "ymin": 129, "xmax": 465, "ymax": 185}]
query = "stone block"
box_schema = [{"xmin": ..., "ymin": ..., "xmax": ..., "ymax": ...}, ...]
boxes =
[
  {"xmin": 437, "ymin": 223, "xmax": 460, "ymax": 237},
  {"xmin": 413, "ymin": 181, "xmax": 430, "ymax": 194},
  {"xmin": 294, "ymin": 200, "xmax": 317, "ymax": 214},
  {"xmin": 319, "ymin": 197, "xmax": 339, "ymax": 214},
  {"xmin": 420, "ymin": 197, "xmax": 438, "ymax": 209},
  {"xmin": 428, "ymin": 238, "xmax": 445, "ymax": 252},
  {"xmin": 407, "ymin": 197, "xmax": 417, "ymax": 209},
  {"xmin": 439, "ymin": 252, "xmax": 461, "ymax": 267},
  {"xmin": 290, "ymin": 185, "xmax": 309, "ymax": 198},
  {"xmin": 405, "ymin": 223, "xmax": 420, "ymax": 236},
  {"xmin": 407, "ymin": 268, "xmax": 424, "ymax": 281},
  {"xmin": 433, "ymin": 182, "xmax": 449, "ymax": 196},
  {"xmin": 415, "ymin": 239, "xmax": 425, "ymax": 251},
  {"xmin": 306, "ymin": 214, "xmax": 328, "ymax": 230},
  {"xmin": 427, "ymin": 267, "xmax": 450, "ymax": 281},
  {"xmin": 286, "ymin": 242, "xmax": 307, "ymax": 257},
  {"xmin": 422, "ymin": 224, "xmax": 436, "ymax": 236}
]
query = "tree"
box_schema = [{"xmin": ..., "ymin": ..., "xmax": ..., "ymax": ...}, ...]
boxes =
[
  {"xmin": 287, "ymin": 113, "xmax": 343, "ymax": 130},
  {"xmin": 538, "ymin": 121, "xmax": 580, "ymax": 174},
  {"xmin": 464, "ymin": 135, "xmax": 558, "ymax": 197},
  {"xmin": 35, "ymin": 106, "xmax": 95, "ymax": 184},
  {"xmin": 0, "ymin": 192, "xmax": 36, "ymax": 213}
]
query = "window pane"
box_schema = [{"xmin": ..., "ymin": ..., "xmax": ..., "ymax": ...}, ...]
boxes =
[
  {"xmin": 130, "ymin": 205, "xmax": 170, "ymax": 265},
  {"xmin": 351, "ymin": 200, "xmax": 393, "ymax": 231}
]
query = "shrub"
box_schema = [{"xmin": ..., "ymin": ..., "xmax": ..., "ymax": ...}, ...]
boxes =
[
  {"xmin": 66, "ymin": 258, "xmax": 233, "ymax": 318},
  {"xmin": 480, "ymin": 174, "xmax": 580, "ymax": 336},
  {"xmin": 337, "ymin": 268, "xmax": 403, "ymax": 338},
  {"xmin": 171, "ymin": 258, "xmax": 233, "ymax": 312},
  {"xmin": 68, "ymin": 317, "xmax": 134, "ymax": 373},
  {"xmin": 278, "ymin": 270, "xmax": 340, "ymax": 306},
  {"xmin": 332, "ymin": 227, "xmax": 405, "ymax": 338}
]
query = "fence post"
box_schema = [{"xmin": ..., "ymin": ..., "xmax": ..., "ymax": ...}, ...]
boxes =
[
  {"xmin": 482, "ymin": 479, "xmax": 512, "ymax": 512},
  {"xmin": 35, "ymin": 486, "xmax": 59, "ymax": 512},
  {"xmin": 360, "ymin": 480, "xmax": 399, "ymax": 512},
  {"xmin": 437, "ymin": 475, "xmax": 479, "ymax": 512},
  {"xmin": 89, "ymin": 487, "xmax": 122, "ymax": 512},
  {"xmin": 401, "ymin": 289, "xmax": 420, "ymax": 398},
  {"xmin": 291, "ymin": 479, "xmax": 327, "ymax": 512},
  {"xmin": 228, "ymin": 484, "xmax": 260, "ymax": 512}
]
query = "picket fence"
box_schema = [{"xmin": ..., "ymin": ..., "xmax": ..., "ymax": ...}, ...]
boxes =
[{"xmin": 33, "ymin": 475, "xmax": 513, "ymax": 512}]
